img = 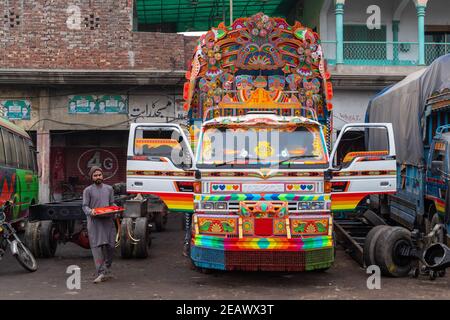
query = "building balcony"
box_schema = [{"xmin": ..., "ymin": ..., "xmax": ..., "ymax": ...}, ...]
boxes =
[{"xmin": 322, "ymin": 41, "xmax": 450, "ymax": 66}]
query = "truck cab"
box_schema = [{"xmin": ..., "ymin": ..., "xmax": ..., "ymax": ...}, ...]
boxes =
[
  {"xmin": 427, "ymin": 126, "xmax": 450, "ymax": 246},
  {"xmin": 126, "ymin": 113, "xmax": 397, "ymax": 271}
]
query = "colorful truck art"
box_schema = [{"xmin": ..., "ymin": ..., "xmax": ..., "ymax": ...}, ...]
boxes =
[{"xmin": 126, "ymin": 13, "xmax": 397, "ymax": 272}]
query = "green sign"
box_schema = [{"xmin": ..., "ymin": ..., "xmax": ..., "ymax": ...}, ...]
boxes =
[
  {"xmin": 1, "ymin": 100, "xmax": 31, "ymax": 120},
  {"xmin": 68, "ymin": 95, "xmax": 128, "ymax": 114}
]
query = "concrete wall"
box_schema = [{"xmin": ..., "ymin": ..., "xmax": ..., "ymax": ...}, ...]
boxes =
[
  {"xmin": 0, "ymin": 86, "xmax": 187, "ymax": 132},
  {"xmin": 332, "ymin": 89, "xmax": 378, "ymax": 132}
]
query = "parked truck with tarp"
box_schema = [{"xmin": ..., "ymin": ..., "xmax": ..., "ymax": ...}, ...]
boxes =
[
  {"xmin": 127, "ymin": 13, "xmax": 398, "ymax": 272},
  {"xmin": 349, "ymin": 54, "xmax": 450, "ymax": 278}
]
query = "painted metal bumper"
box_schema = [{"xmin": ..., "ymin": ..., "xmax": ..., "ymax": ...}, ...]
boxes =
[{"xmin": 190, "ymin": 235, "xmax": 334, "ymax": 271}]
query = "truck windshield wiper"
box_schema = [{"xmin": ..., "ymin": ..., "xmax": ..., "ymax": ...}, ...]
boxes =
[
  {"xmin": 276, "ymin": 154, "xmax": 319, "ymax": 166},
  {"xmin": 214, "ymin": 157, "xmax": 260, "ymax": 167},
  {"xmin": 215, "ymin": 159, "xmax": 237, "ymax": 167}
]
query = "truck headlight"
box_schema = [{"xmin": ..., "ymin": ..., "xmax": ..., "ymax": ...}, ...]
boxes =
[
  {"xmin": 214, "ymin": 202, "xmax": 227, "ymax": 210},
  {"xmin": 311, "ymin": 202, "xmax": 325, "ymax": 210},
  {"xmin": 299, "ymin": 202, "xmax": 311, "ymax": 210},
  {"xmin": 202, "ymin": 202, "xmax": 214, "ymax": 210}
]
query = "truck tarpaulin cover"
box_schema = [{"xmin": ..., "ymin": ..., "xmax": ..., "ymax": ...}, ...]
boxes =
[{"xmin": 366, "ymin": 54, "xmax": 450, "ymax": 166}]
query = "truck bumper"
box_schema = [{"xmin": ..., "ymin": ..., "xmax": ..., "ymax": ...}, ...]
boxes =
[{"xmin": 190, "ymin": 235, "xmax": 334, "ymax": 271}]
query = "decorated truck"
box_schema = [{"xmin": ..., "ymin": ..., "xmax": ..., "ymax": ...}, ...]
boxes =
[
  {"xmin": 127, "ymin": 13, "xmax": 397, "ymax": 271},
  {"xmin": 361, "ymin": 54, "xmax": 450, "ymax": 278}
]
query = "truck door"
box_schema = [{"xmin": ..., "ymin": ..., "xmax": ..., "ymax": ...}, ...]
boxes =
[
  {"xmin": 427, "ymin": 139, "xmax": 448, "ymax": 220},
  {"xmin": 127, "ymin": 123, "xmax": 195, "ymax": 213},
  {"xmin": 329, "ymin": 123, "xmax": 397, "ymax": 213}
]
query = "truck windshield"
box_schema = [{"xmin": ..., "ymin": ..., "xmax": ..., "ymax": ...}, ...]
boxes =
[{"xmin": 196, "ymin": 124, "xmax": 328, "ymax": 169}]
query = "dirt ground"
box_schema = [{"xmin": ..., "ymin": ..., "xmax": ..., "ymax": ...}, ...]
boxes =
[{"xmin": 0, "ymin": 214, "xmax": 448, "ymax": 300}]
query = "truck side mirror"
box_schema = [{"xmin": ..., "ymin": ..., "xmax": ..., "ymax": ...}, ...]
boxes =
[{"xmin": 431, "ymin": 160, "xmax": 443, "ymax": 175}]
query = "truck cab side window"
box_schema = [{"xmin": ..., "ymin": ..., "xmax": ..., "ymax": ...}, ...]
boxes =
[
  {"xmin": 431, "ymin": 141, "xmax": 447, "ymax": 168},
  {"xmin": 335, "ymin": 127, "xmax": 389, "ymax": 167},
  {"xmin": 134, "ymin": 127, "xmax": 191, "ymax": 167}
]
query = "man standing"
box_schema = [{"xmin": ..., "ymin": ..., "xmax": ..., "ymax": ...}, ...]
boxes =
[{"xmin": 82, "ymin": 166, "xmax": 116, "ymax": 283}]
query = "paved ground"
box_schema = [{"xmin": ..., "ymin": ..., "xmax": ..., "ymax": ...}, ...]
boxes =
[{"xmin": 0, "ymin": 214, "xmax": 448, "ymax": 300}]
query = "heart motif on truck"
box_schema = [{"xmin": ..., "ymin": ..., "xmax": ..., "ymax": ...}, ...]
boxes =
[
  {"xmin": 219, "ymin": 185, "xmax": 226, "ymax": 190},
  {"xmin": 307, "ymin": 185, "xmax": 313, "ymax": 190},
  {"xmin": 212, "ymin": 185, "xmax": 219, "ymax": 190},
  {"xmin": 300, "ymin": 185, "xmax": 306, "ymax": 190},
  {"xmin": 233, "ymin": 185, "xmax": 239, "ymax": 190},
  {"xmin": 286, "ymin": 185, "xmax": 293, "ymax": 190}
]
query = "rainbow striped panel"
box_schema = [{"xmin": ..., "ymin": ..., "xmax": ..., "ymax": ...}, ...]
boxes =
[
  {"xmin": 331, "ymin": 192, "xmax": 368, "ymax": 212},
  {"xmin": 435, "ymin": 198, "xmax": 446, "ymax": 214},
  {"xmin": 193, "ymin": 235, "xmax": 333, "ymax": 251},
  {"xmin": 153, "ymin": 192, "xmax": 194, "ymax": 213}
]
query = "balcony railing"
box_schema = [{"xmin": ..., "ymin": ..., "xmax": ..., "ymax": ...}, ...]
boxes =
[
  {"xmin": 321, "ymin": 41, "xmax": 450, "ymax": 66},
  {"xmin": 322, "ymin": 41, "xmax": 419, "ymax": 66},
  {"xmin": 425, "ymin": 42, "xmax": 450, "ymax": 65}
]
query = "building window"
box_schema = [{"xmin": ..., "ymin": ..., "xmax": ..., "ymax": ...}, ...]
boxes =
[{"xmin": 344, "ymin": 25, "xmax": 387, "ymax": 61}]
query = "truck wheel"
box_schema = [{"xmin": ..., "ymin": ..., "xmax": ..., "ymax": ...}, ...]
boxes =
[
  {"xmin": 24, "ymin": 221, "xmax": 41, "ymax": 258},
  {"xmin": 181, "ymin": 214, "xmax": 187, "ymax": 231},
  {"xmin": 133, "ymin": 217, "xmax": 150, "ymax": 259},
  {"xmin": 120, "ymin": 218, "xmax": 134, "ymax": 259},
  {"xmin": 39, "ymin": 220, "xmax": 58, "ymax": 258},
  {"xmin": 363, "ymin": 225, "xmax": 390, "ymax": 268},
  {"xmin": 154, "ymin": 204, "xmax": 168, "ymax": 232},
  {"xmin": 374, "ymin": 227, "xmax": 413, "ymax": 277},
  {"xmin": 430, "ymin": 213, "xmax": 445, "ymax": 244},
  {"xmin": 362, "ymin": 209, "xmax": 387, "ymax": 227}
]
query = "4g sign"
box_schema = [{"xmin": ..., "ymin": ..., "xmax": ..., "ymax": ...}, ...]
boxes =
[{"xmin": 77, "ymin": 149, "xmax": 119, "ymax": 181}]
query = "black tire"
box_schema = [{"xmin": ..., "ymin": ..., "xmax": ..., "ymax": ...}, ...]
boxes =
[
  {"xmin": 181, "ymin": 214, "xmax": 187, "ymax": 231},
  {"xmin": 425, "ymin": 205, "xmax": 437, "ymax": 233},
  {"xmin": 14, "ymin": 241, "xmax": 38, "ymax": 272},
  {"xmin": 154, "ymin": 204, "xmax": 168, "ymax": 232},
  {"xmin": 120, "ymin": 217, "xmax": 134, "ymax": 259},
  {"xmin": 363, "ymin": 209, "xmax": 387, "ymax": 227},
  {"xmin": 154, "ymin": 213, "xmax": 164, "ymax": 232},
  {"xmin": 374, "ymin": 226, "xmax": 413, "ymax": 277},
  {"xmin": 431, "ymin": 213, "xmax": 445, "ymax": 244},
  {"xmin": 133, "ymin": 217, "xmax": 150, "ymax": 259},
  {"xmin": 38, "ymin": 220, "xmax": 57, "ymax": 258},
  {"xmin": 24, "ymin": 221, "xmax": 41, "ymax": 258},
  {"xmin": 363, "ymin": 225, "xmax": 390, "ymax": 268}
]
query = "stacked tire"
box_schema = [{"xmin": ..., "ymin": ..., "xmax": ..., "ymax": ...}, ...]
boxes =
[
  {"xmin": 363, "ymin": 225, "xmax": 413, "ymax": 277},
  {"xmin": 24, "ymin": 220, "xmax": 58, "ymax": 258},
  {"xmin": 120, "ymin": 217, "xmax": 152, "ymax": 259}
]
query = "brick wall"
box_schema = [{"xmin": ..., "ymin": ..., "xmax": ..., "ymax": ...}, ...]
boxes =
[{"xmin": 0, "ymin": 0, "xmax": 195, "ymax": 70}]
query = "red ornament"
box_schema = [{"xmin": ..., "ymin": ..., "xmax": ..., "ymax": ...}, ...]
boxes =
[
  {"xmin": 326, "ymin": 82, "xmax": 333, "ymax": 100},
  {"xmin": 183, "ymin": 82, "xmax": 190, "ymax": 100}
]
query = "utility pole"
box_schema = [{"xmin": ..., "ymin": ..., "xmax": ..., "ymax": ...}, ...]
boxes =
[{"xmin": 230, "ymin": 0, "xmax": 233, "ymax": 25}]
